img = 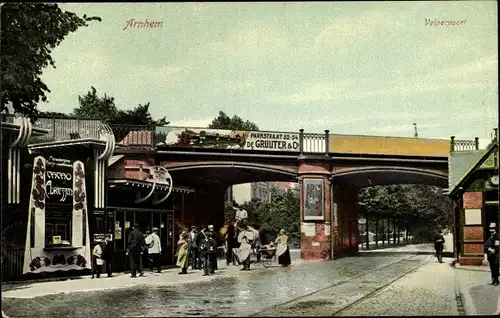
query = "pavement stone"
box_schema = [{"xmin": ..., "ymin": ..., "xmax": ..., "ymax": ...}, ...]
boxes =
[
  {"xmin": 336, "ymin": 257, "xmax": 460, "ymax": 316},
  {"xmin": 2, "ymin": 253, "xmax": 418, "ymax": 317},
  {"xmin": 454, "ymin": 265, "xmax": 500, "ymax": 315},
  {"xmin": 2, "ymin": 250, "xmax": 305, "ymax": 299}
]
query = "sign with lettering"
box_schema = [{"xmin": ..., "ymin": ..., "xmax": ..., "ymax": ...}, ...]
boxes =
[
  {"xmin": 155, "ymin": 127, "xmax": 300, "ymax": 152},
  {"xmin": 45, "ymin": 157, "xmax": 74, "ymax": 203}
]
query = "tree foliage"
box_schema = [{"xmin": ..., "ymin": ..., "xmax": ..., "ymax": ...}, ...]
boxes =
[
  {"xmin": 0, "ymin": 3, "xmax": 101, "ymax": 119},
  {"xmin": 72, "ymin": 86, "xmax": 168, "ymax": 126},
  {"xmin": 225, "ymin": 187, "xmax": 300, "ymax": 243},
  {"xmin": 358, "ymin": 184, "xmax": 452, "ymax": 241},
  {"xmin": 208, "ymin": 111, "xmax": 259, "ymax": 131}
]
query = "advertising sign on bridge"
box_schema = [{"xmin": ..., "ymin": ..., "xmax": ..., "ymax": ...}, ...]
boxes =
[{"xmin": 155, "ymin": 127, "xmax": 300, "ymax": 152}]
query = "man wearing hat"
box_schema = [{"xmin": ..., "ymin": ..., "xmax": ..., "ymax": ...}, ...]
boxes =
[
  {"xmin": 207, "ymin": 225, "xmax": 219, "ymax": 271},
  {"xmin": 146, "ymin": 227, "xmax": 162, "ymax": 273},
  {"xmin": 433, "ymin": 227, "xmax": 445, "ymax": 263},
  {"xmin": 485, "ymin": 222, "xmax": 500, "ymax": 285},
  {"xmin": 188, "ymin": 226, "xmax": 201, "ymax": 270},
  {"xmin": 127, "ymin": 223, "xmax": 145, "ymax": 278}
]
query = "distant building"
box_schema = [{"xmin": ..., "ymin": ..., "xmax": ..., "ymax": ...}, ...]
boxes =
[
  {"xmin": 273, "ymin": 181, "xmax": 299, "ymax": 191},
  {"xmin": 226, "ymin": 181, "xmax": 298, "ymax": 205}
]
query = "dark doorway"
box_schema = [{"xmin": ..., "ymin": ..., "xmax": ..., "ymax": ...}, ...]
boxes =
[{"xmin": 107, "ymin": 207, "xmax": 174, "ymax": 272}]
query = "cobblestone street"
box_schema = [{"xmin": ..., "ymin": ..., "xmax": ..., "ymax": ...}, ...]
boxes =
[{"xmin": 0, "ymin": 245, "xmax": 478, "ymax": 317}]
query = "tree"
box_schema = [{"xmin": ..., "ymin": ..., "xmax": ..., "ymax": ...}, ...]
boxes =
[
  {"xmin": 73, "ymin": 86, "xmax": 118, "ymax": 123},
  {"xmin": 114, "ymin": 102, "xmax": 169, "ymax": 126},
  {"xmin": 72, "ymin": 87, "xmax": 168, "ymax": 126},
  {"xmin": 0, "ymin": 3, "xmax": 101, "ymax": 119},
  {"xmin": 358, "ymin": 184, "xmax": 452, "ymax": 243},
  {"xmin": 224, "ymin": 187, "xmax": 300, "ymax": 243},
  {"xmin": 208, "ymin": 111, "xmax": 259, "ymax": 131},
  {"xmin": 38, "ymin": 111, "xmax": 71, "ymax": 118}
]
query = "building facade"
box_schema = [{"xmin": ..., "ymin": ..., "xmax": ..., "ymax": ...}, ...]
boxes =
[
  {"xmin": 227, "ymin": 181, "xmax": 298, "ymax": 205},
  {"xmin": 449, "ymin": 133, "xmax": 498, "ymax": 265}
]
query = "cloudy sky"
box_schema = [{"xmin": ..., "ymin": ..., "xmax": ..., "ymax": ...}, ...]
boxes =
[{"xmin": 40, "ymin": 2, "xmax": 497, "ymax": 146}]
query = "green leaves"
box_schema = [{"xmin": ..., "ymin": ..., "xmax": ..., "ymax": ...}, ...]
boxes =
[
  {"xmin": 72, "ymin": 87, "xmax": 168, "ymax": 126},
  {"xmin": 358, "ymin": 184, "xmax": 452, "ymax": 230},
  {"xmin": 224, "ymin": 187, "xmax": 300, "ymax": 241},
  {"xmin": 1, "ymin": 3, "xmax": 101, "ymax": 119},
  {"xmin": 208, "ymin": 111, "xmax": 259, "ymax": 131}
]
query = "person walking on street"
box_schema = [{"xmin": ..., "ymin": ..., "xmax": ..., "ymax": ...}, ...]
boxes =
[
  {"xmin": 127, "ymin": 223, "xmax": 145, "ymax": 278},
  {"xmin": 485, "ymin": 222, "xmax": 500, "ymax": 286},
  {"xmin": 176, "ymin": 231, "xmax": 189, "ymax": 274},
  {"xmin": 101, "ymin": 233, "xmax": 114, "ymax": 277},
  {"xmin": 146, "ymin": 227, "xmax": 162, "ymax": 273},
  {"xmin": 91, "ymin": 241, "xmax": 104, "ymax": 279},
  {"xmin": 433, "ymin": 227, "xmax": 445, "ymax": 263}
]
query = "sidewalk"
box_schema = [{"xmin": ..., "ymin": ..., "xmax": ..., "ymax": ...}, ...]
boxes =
[
  {"xmin": 454, "ymin": 262, "xmax": 500, "ymax": 315},
  {"xmin": 360, "ymin": 243, "xmax": 435, "ymax": 254},
  {"xmin": 2, "ymin": 254, "xmax": 306, "ymax": 299}
]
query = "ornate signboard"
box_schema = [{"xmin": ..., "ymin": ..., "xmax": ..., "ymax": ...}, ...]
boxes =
[
  {"xmin": 303, "ymin": 178, "xmax": 325, "ymax": 221},
  {"xmin": 23, "ymin": 156, "xmax": 91, "ymax": 274},
  {"xmin": 155, "ymin": 127, "xmax": 300, "ymax": 152}
]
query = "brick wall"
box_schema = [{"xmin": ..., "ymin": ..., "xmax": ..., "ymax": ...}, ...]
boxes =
[
  {"xmin": 463, "ymin": 226, "xmax": 484, "ymax": 242},
  {"xmin": 463, "ymin": 192, "xmax": 483, "ymax": 209},
  {"xmin": 463, "ymin": 243, "xmax": 484, "ymax": 256}
]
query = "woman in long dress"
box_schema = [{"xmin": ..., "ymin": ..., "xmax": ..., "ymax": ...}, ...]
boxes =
[
  {"xmin": 176, "ymin": 231, "xmax": 189, "ymax": 274},
  {"xmin": 275, "ymin": 229, "xmax": 291, "ymax": 267}
]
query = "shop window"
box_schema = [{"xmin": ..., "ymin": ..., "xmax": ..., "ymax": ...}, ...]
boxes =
[
  {"xmin": 45, "ymin": 218, "xmax": 72, "ymax": 246},
  {"xmin": 114, "ymin": 209, "xmax": 125, "ymax": 251}
]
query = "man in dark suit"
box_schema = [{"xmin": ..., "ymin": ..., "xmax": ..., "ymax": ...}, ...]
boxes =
[
  {"xmin": 433, "ymin": 227, "xmax": 445, "ymax": 263},
  {"xmin": 188, "ymin": 226, "xmax": 200, "ymax": 270},
  {"xmin": 102, "ymin": 232, "xmax": 114, "ymax": 277},
  {"xmin": 127, "ymin": 223, "xmax": 145, "ymax": 278},
  {"xmin": 207, "ymin": 225, "xmax": 219, "ymax": 270},
  {"xmin": 485, "ymin": 222, "xmax": 500, "ymax": 286}
]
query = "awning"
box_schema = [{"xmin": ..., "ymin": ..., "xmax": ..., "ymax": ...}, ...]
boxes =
[
  {"xmin": 108, "ymin": 178, "xmax": 195, "ymax": 194},
  {"xmin": 1, "ymin": 121, "xmax": 49, "ymax": 136},
  {"xmin": 27, "ymin": 138, "xmax": 125, "ymax": 155}
]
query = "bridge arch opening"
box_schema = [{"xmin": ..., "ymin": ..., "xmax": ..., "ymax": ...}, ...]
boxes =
[
  {"xmin": 166, "ymin": 162, "xmax": 298, "ymax": 191},
  {"xmin": 333, "ymin": 166, "xmax": 448, "ymax": 188}
]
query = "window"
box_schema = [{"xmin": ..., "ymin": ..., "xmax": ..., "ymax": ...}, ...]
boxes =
[
  {"xmin": 114, "ymin": 209, "xmax": 125, "ymax": 251},
  {"xmin": 45, "ymin": 216, "xmax": 71, "ymax": 246}
]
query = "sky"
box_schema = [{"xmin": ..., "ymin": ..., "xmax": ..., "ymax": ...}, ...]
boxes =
[{"xmin": 39, "ymin": 2, "xmax": 498, "ymax": 147}]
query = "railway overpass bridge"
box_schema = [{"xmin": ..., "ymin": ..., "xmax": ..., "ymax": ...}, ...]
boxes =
[{"xmin": 28, "ymin": 118, "xmax": 481, "ymax": 261}]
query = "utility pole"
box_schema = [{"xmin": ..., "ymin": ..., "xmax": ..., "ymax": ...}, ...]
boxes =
[{"xmin": 413, "ymin": 123, "xmax": 419, "ymax": 138}]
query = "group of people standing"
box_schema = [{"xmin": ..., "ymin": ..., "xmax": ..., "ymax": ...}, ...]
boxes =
[
  {"xmin": 219, "ymin": 206, "xmax": 292, "ymax": 270},
  {"xmin": 176, "ymin": 224, "xmax": 219, "ymax": 276},
  {"xmin": 91, "ymin": 224, "xmax": 163, "ymax": 278},
  {"xmin": 91, "ymin": 209, "xmax": 293, "ymax": 278}
]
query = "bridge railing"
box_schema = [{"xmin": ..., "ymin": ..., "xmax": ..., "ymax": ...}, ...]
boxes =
[
  {"xmin": 22, "ymin": 115, "xmax": 330, "ymax": 154},
  {"xmin": 450, "ymin": 136, "xmax": 479, "ymax": 152},
  {"xmin": 300, "ymin": 129, "xmax": 329, "ymax": 154},
  {"xmin": 7, "ymin": 114, "xmax": 487, "ymax": 155}
]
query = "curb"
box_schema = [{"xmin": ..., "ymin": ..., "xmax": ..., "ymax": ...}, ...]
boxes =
[
  {"xmin": 456, "ymin": 278, "xmax": 480, "ymax": 315},
  {"xmin": 454, "ymin": 268, "xmax": 473, "ymax": 315}
]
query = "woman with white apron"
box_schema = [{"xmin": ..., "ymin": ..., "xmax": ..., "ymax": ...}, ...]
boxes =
[
  {"xmin": 237, "ymin": 225, "xmax": 256, "ymax": 271},
  {"xmin": 275, "ymin": 229, "xmax": 291, "ymax": 267}
]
